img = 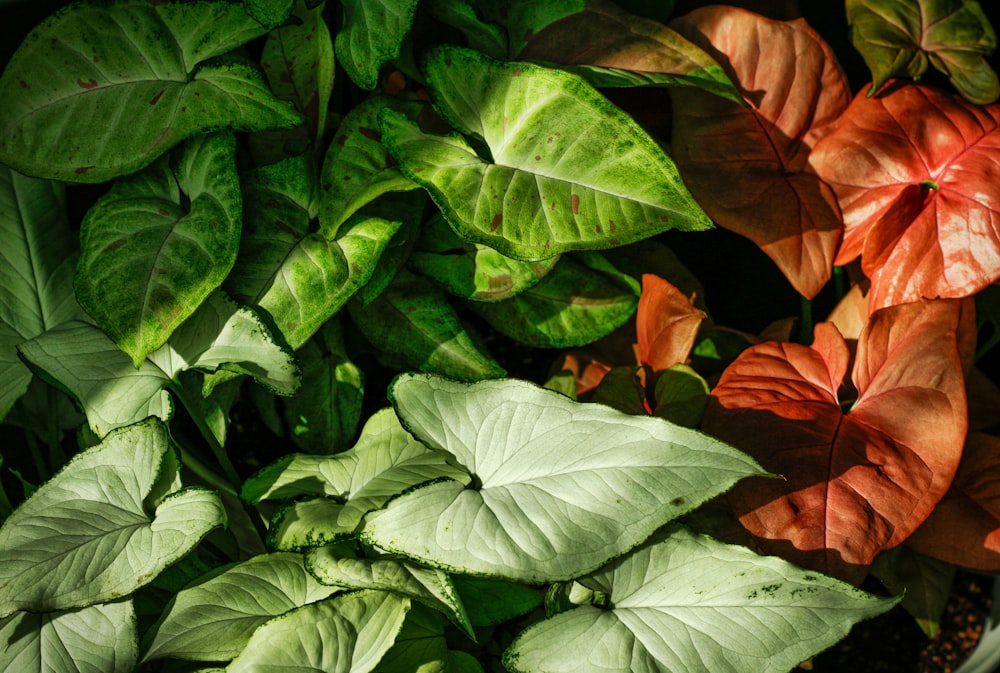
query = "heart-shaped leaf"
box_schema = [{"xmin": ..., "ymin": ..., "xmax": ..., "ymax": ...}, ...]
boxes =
[
  {"xmin": 76, "ymin": 132, "xmax": 242, "ymax": 365},
  {"xmin": 809, "ymin": 82, "xmax": 1000, "ymax": 311},
  {"xmin": 361, "ymin": 374, "xmax": 764, "ymax": 583},
  {"xmin": 381, "ymin": 45, "xmax": 711, "ymax": 261},
  {"xmin": 702, "ymin": 300, "xmax": 967, "ymax": 582},
  {"xmin": 516, "ymin": 0, "xmax": 742, "ymax": 103},
  {"xmin": 336, "ymin": 0, "xmax": 419, "ymax": 90},
  {"xmin": 847, "ymin": 0, "xmax": 999, "ymax": 104},
  {"xmin": 0, "ymin": 0, "xmax": 302, "ymax": 182},
  {"xmin": 306, "ymin": 550, "xmax": 474, "ymax": 638},
  {"xmin": 142, "ymin": 552, "xmax": 339, "ymax": 663},
  {"xmin": 669, "ymin": 6, "xmax": 850, "ymax": 298},
  {"xmin": 1, "ymin": 601, "xmax": 137, "ymax": 673},
  {"xmin": 504, "ymin": 524, "xmax": 899, "ymax": 673},
  {"xmin": 906, "ymin": 432, "xmax": 1000, "ymax": 571},
  {"xmin": 0, "ymin": 418, "xmax": 226, "ymax": 618},
  {"xmin": 226, "ymin": 590, "xmax": 409, "ymax": 673},
  {"xmin": 466, "ymin": 252, "xmax": 640, "ymax": 348},
  {"xmin": 635, "ymin": 273, "xmax": 706, "ymax": 374}
]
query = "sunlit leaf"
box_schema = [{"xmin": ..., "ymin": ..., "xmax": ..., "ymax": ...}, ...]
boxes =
[
  {"xmin": 669, "ymin": 6, "xmax": 850, "ymax": 298},
  {"xmin": 635, "ymin": 274, "xmax": 706, "ymax": 374},
  {"xmin": 847, "ymin": 0, "xmax": 998, "ymax": 104},
  {"xmin": 362, "ymin": 374, "xmax": 764, "ymax": 583},
  {"xmin": 0, "ymin": 418, "xmax": 226, "ymax": 617},
  {"xmin": 810, "ymin": 82, "xmax": 1000, "ymax": 310},
  {"xmin": 702, "ymin": 301, "xmax": 967, "ymax": 582},
  {"xmin": 0, "ymin": 0, "xmax": 302, "ymax": 182}
]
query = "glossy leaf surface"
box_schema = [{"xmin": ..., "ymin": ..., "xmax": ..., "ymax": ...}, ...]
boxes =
[
  {"xmin": 669, "ymin": 7, "xmax": 850, "ymax": 298},
  {"xmin": 810, "ymin": 82, "xmax": 1000, "ymax": 310},
  {"xmin": 702, "ymin": 301, "xmax": 967, "ymax": 581},
  {"xmin": 76, "ymin": 133, "xmax": 241, "ymax": 365},
  {"xmin": 382, "ymin": 45, "xmax": 710, "ymax": 261},
  {"xmin": 0, "ymin": 419, "xmax": 226, "ymax": 617},
  {"xmin": 847, "ymin": 0, "xmax": 998, "ymax": 104},
  {"xmin": 0, "ymin": 0, "xmax": 302, "ymax": 182},
  {"xmin": 362, "ymin": 374, "xmax": 764, "ymax": 583},
  {"xmin": 504, "ymin": 525, "xmax": 898, "ymax": 673}
]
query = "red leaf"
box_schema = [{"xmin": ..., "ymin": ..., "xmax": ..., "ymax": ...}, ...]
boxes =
[
  {"xmin": 668, "ymin": 6, "xmax": 850, "ymax": 298},
  {"xmin": 703, "ymin": 300, "xmax": 967, "ymax": 582},
  {"xmin": 635, "ymin": 274, "xmax": 706, "ymax": 374},
  {"xmin": 907, "ymin": 433, "xmax": 1000, "ymax": 571},
  {"xmin": 809, "ymin": 83, "xmax": 1000, "ymax": 311}
]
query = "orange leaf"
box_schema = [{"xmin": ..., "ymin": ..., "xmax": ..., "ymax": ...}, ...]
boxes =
[
  {"xmin": 635, "ymin": 274, "xmax": 706, "ymax": 374},
  {"xmin": 809, "ymin": 82, "xmax": 1000, "ymax": 311},
  {"xmin": 703, "ymin": 300, "xmax": 967, "ymax": 582},
  {"xmin": 668, "ymin": 6, "xmax": 849, "ymax": 298}
]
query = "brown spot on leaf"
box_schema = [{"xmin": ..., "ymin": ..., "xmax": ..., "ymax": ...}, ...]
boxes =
[
  {"xmin": 77, "ymin": 78, "xmax": 98, "ymax": 90},
  {"xmin": 534, "ymin": 155, "xmax": 541, "ymax": 161},
  {"xmin": 595, "ymin": 225, "xmax": 602, "ymax": 234},
  {"xmin": 513, "ymin": 68, "xmax": 522, "ymax": 77},
  {"xmin": 102, "ymin": 239, "xmax": 127, "ymax": 254},
  {"xmin": 75, "ymin": 165, "xmax": 95, "ymax": 174},
  {"xmin": 19, "ymin": 80, "xmax": 27, "ymax": 88},
  {"xmin": 491, "ymin": 213, "xmax": 503, "ymax": 232},
  {"xmin": 359, "ymin": 126, "xmax": 381, "ymax": 142},
  {"xmin": 609, "ymin": 219, "xmax": 616, "ymax": 233},
  {"xmin": 149, "ymin": 89, "xmax": 165, "ymax": 105},
  {"xmin": 571, "ymin": 194, "xmax": 580, "ymax": 215}
]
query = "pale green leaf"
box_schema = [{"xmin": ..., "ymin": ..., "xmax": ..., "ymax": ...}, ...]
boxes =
[
  {"xmin": 381, "ymin": 46, "xmax": 710, "ymax": 261},
  {"xmin": 0, "ymin": 1, "xmax": 303, "ymax": 182},
  {"xmin": 504, "ymin": 525, "xmax": 900, "ymax": 673},
  {"xmin": 226, "ymin": 590, "xmax": 410, "ymax": 673},
  {"xmin": 269, "ymin": 498, "xmax": 352, "ymax": 550},
  {"xmin": 0, "ymin": 418, "xmax": 226, "ymax": 618},
  {"xmin": 0, "ymin": 601, "xmax": 137, "ymax": 673},
  {"xmin": 76, "ymin": 132, "xmax": 242, "ymax": 365},
  {"xmin": 306, "ymin": 551, "xmax": 474, "ymax": 638},
  {"xmin": 336, "ymin": 0, "xmax": 420, "ymax": 89},
  {"xmin": 142, "ymin": 552, "xmax": 339, "ymax": 663},
  {"xmin": 362, "ymin": 374, "xmax": 765, "ymax": 583}
]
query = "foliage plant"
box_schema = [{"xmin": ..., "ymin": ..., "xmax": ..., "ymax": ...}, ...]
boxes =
[{"xmin": 1, "ymin": 0, "xmax": 999, "ymax": 671}]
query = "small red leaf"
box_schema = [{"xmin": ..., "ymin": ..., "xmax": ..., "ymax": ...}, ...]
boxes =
[
  {"xmin": 635, "ymin": 274, "xmax": 706, "ymax": 373},
  {"xmin": 907, "ymin": 433, "xmax": 1000, "ymax": 571},
  {"xmin": 703, "ymin": 300, "xmax": 967, "ymax": 582},
  {"xmin": 810, "ymin": 83, "xmax": 1000, "ymax": 311},
  {"xmin": 668, "ymin": 6, "xmax": 850, "ymax": 298}
]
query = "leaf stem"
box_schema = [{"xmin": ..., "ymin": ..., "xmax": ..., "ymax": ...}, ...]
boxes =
[
  {"xmin": 24, "ymin": 427, "xmax": 48, "ymax": 482},
  {"xmin": 799, "ymin": 295, "xmax": 813, "ymax": 344}
]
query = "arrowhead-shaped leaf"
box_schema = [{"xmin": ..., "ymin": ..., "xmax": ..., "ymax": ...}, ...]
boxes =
[
  {"xmin": 516, "ymin": 0, "xmax": 742, "ymax": 103},
  {"xmin": 76, "ymin": 132, "xmax": 242, "ymax": 365},
  {"xmin": 382, "ymin": 45, "xmax": 711, "ymax": 261},
  {"xmin": 635, "ymin": 274, "xmax": 706, "ymax": 374},
  {"xmin": 142, "ymin": 552, "xmax": 339, "ymax": 662},
  {"xmin": 809, "ymin": 82, "xmax": 1000, "ymax": 310},
  {"xmin": 669, "ymin": 6, "xmax": 850, "ymax": 298},
  {"xmin": 847, "ymin": 0, "xmax": 999, "ymax": 104},
  {"xmin": 361, "ymin": 374, "xmax": 764, "ymax": 583},
  {"xmin": 336, "ymin": 0, "xmax": 419, "ymax": 90},
  {"xmin": 0, "ymin": 0, "xmax": 303, "ymax": 182},
  {"xmin": 702, "ymin": 300, "xmax": 967, "ymax": 582},
  {"xmin": 504, "ymin": 524, "xmax": 899, "ymax": 673},
  {"xmin": 0, "ymin": 418, "xmax": 226, "ymax": 618},
  {"xmin": 226, "ymin": 590, "xmax": 409, "ymax": 673},
  {"xmin": 0, "ymin": 601, "xmax": 137, "ymax": 673}
]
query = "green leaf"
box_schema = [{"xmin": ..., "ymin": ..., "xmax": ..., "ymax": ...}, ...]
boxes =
[
  {"xmin": 0, "ymin": 166, "xmax": 81, "ymax": 419},
  {"xmin": 590, "ymin": 365, "xmax": 648, "ymax": 415},
  {"xmin": 0, "ymin": 601, "xmax": 137, "ymax": 673},
  {"xmin": 349, "ymin": 270, "xmax": 506, "ymax": 381},
  {"xmin": 381, "ymin": 46, "xmax": 710, "ymax": 261},
  {"xmin": 376, "ymin": 603, "xmax": 485, "ymax": 673},
  {"xmin": 451, "ymin": 576, "xmax": 545, "ymax": 627},
  {"xmin": 336, "ymin": 0, "xmax": 420, "ymax": 89},
  {"xmin": 142, "ymin": 552, "xmax": 339, "ymax": 663},
  {"xmin": 0, "ymin": 418, "xmax": 226, "ymax": 618},
  {"xmin": 560, "ymin": 64, "xmax": 744, "ymax": 104},
  {"xmin": 0, "ymin": 1, "xmax": 303, "ymax": 182},
  {"xmin": 269, "ymin": 498, "xmax": 353, "ymax": 550},
  {"xmin": 76, "ymin": 132, "xmax": 242, "ymax": 365},
  {"xmin": 652, "ymin": 363, "xmax": 709, "ymax": 427},
  {"xmin": 410, "ymin": 213, "xmax": 558, "ymax": 301},
  {"xmin": 425, "ymin": 0, "xmax": 508, "ymax": 59},
  {"xmin": 466, "ymin": 252, "xmax": 639, "ymax": 347},
  {"xmin": 361, "ymin": 374, "xmax": 765, "ymax": 583},
  {"xmin": 245, "ymin": 0, "xmax": 294, "ymax": 28},
  {"xmin": 319, "ymin": 95, "xmax": 422, "ymax": 237},
  {"xmin": 306, "ymin": 551, "xmax": 474, "ymax": 638},
  {"xmin": 504, "ymin": 525, "xmax": 900, "ymax": 673},
  {"xmin": 284, "ymin": 319, "xmax": 364, "ymax": 454},
  {"xmin": 847, "ymin": 0, "xmax": 999, "ymax": 104},
  {"xmin": 226, "ymin": 590, "xmax": 410, "ymax": 673},
  {"xmin": 870, "ymin": 545, "xmax": 955, "ymax": 638},
  {"xmin": 227, "ymin": 155, "xmax": 402, "ymax": 349}
]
